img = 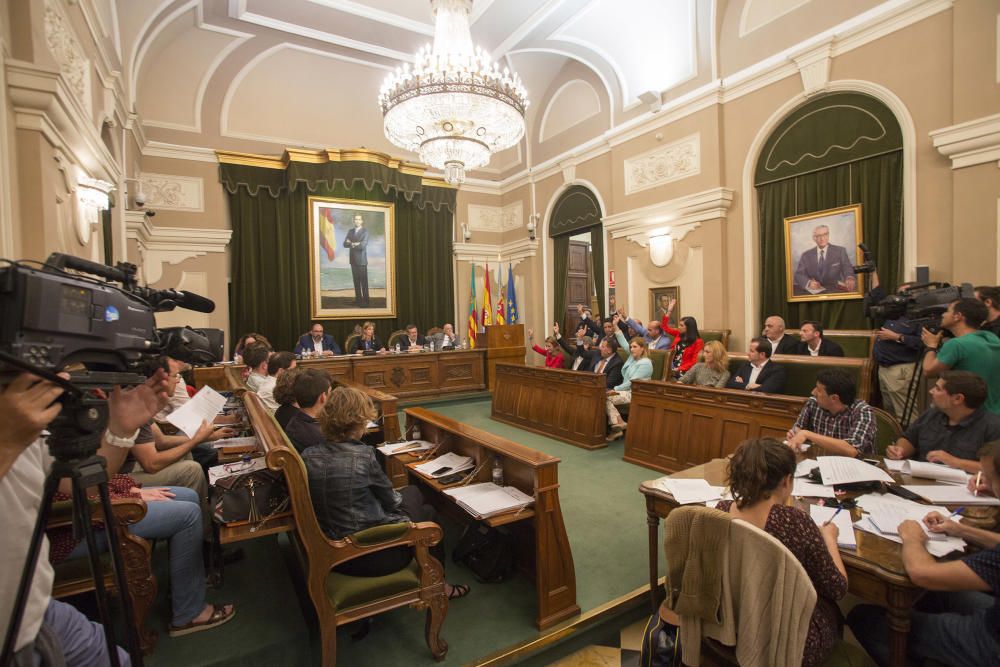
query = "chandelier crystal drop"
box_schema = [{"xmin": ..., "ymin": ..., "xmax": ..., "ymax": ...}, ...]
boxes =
[{"xmin": 379, "ymin": 0, "xmax": 528, "ymax": 185}]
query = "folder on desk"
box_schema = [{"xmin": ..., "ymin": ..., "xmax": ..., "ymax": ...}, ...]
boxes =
[
  {"xmin": 444, "ymin": 483, "xmax": 533, "ymax": 519},
  {"xmin": 377, "ymin": 440, "xmax": 433, "ymax": 456},
  {"xmin": 413, "ymin": 452, "xmax": 475, "ymax": 478},
  {"xmin": 901, "ymin": 461, "xmax": 969, "ymax": 485}
]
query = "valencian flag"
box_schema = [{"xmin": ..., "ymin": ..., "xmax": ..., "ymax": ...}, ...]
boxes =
[
  {"xmin": 482, "ymin": 262, "xmax": 493, "ymax": 327},
  {"xmin": 467, "ymin": 263, "xmax": 478, "ymax": 348},
  {"xmin": 506, "ymin": 263, "xmax": 519, "ymax": 324},
  {"xmin": 319, "ymin": 209, "xmax": 336, "ymax": 260},
  {"xmin": 495, "ymin": 271, "xmax": 506, "ymax": 325}
]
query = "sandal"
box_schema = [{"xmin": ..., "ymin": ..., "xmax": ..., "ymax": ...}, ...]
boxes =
[
  {"xmin": 447, "ymin": 583, "xmax": 471, "ymax": 600},
  {"xmin": 169, "ymin": 604, "xmax": 236, "ymax": 637}
]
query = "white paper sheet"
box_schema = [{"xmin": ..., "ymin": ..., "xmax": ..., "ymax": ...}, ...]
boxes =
[
  {"xmin": 854, "ymin": 517, "xmax": 966, "ymax": 557},
  {"xmin": 412, "ymin": 452, "xmax": 475, "ymax": 478},
  {"xmin": 901, "ymin": 485, "xmax": 1000, "ymax": 506},
  {"xmin": 792, "ymin": 479, "xmax": 837, "ymax": 498},
  {"xmin": 795, "ymin": 460, "xmax": 819, "ymax": 478},
  {"xmin": 211, "ymin": 436, "xmax": 258, "ymax": 450},
  {"xmin": 866, "ymin": 507, "xmax": 948, "ymax": 540},
  {"xmin": 882, "ymin": 458, "xmax": 906, "ymax": 472},
  {"xmin": 809, "ymin": 505, "xmax": 857, "ymax": 548},
  {"xmin": 166, "ymin": 385, "xmax": 226, "ymax": 437},
  {"xmin": 903, "ymin": 461, "xmax": 969, "ymax": 485},
  {"xmin": 377, "ymin": 440, "xmax": 434, "ymax": 455},
  {"xmin": 651, "ymin": 478, "xmax": 726, "ymax": 505},
  {"xmin": 817, "ymin": 456, "xmax": 894, "ymax": 485}
]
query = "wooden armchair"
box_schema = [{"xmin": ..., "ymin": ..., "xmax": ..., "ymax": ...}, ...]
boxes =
[
  {"xmin": 260, "ymin": 402, "xmax": 449, "ymax": 664},
  {"xmin": 871, "ymin": 407, "xmax": 902, "ymax": 457},
  {"xmin": 49, "ymin": 497, "xmax": 158, "ymax": 653},
  {"xmin": 386, "ymin": 329, "xmax": 407, "ymax": 350},
  {"xmin": 344, "ymin": 333, "xmax": 361, "ymax": 354}
]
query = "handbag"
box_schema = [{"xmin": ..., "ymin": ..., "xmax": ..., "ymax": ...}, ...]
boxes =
[
  {"xmin": 212, "ymin": 468, "xmax": 290, "ymax": 529},
  {"xmin": 639, "ymin": 610, "xmax": 682, "ymax": 667},
  {"xmin": 451, "ymin": 524, "xmax": 516, "ymax": 583}
]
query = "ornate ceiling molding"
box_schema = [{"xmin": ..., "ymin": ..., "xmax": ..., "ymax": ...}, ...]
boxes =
[
  {"xmin": 603, "ymin": 187, "xmax": 734, "ymax": 247},
  {"xmin": 929, "ymin": 113, "xmax": 1000, "ymax": 169},
  {"xmin": 452, "ymin": 238, "xmax": 538, "ymax": 267}
]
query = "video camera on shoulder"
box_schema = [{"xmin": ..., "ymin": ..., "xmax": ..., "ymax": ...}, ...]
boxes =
[{"xmin": 867, "ymin": 281, "xmax": 974, "ymax": 331}]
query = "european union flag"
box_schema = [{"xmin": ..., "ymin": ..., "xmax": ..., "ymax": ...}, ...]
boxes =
[{"xmin": 506, "ymin": 263, "xmax": 518, "ymax": 324}]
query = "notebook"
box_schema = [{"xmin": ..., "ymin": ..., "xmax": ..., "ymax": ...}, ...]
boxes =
[
  {"xmin": 809, "ymin": 505, "xmax": 857, "ymax": 549},
  {"xmin": 444, "ymin": 483, "xmax": 534, "ymax": 519}
]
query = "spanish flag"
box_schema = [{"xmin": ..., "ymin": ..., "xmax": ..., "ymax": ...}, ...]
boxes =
[
  {"xmin": 319, "ymin": 210, "xmax": 336, "ymax": 261},
  {"xmin": 482, "ymin": 262, "xmax": 493, "ymax": 327}
]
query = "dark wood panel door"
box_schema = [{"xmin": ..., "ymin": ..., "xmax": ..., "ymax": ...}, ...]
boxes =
[{"xmin": 565, "ymin": 240, "xmax": 592, "ymax": 333}]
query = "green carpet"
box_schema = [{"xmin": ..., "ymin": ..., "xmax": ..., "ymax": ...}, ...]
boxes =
[{"xmin": 134, "ymin": 396, "xmax": 660, "ymax": 665}]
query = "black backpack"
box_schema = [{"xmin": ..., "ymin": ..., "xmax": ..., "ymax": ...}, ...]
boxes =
[{"xmin": 451, "ymin": 524, "xmax": 516, "ymax": 583}]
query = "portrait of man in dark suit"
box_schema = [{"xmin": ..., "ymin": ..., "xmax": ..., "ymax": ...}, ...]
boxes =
[
  {"xmin": 785, "ymin": 205, "xmax": 863, "ymax": 302},
  {"xmin": 344, "ymin": 214, "xmax": 370, "ymax": 307}
]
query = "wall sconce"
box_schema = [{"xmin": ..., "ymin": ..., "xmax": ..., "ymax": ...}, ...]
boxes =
[
  {"xmin": 649, "ymin": 232, "xmax": 674, "ymax": 267},
  {"xmin": 462, "ymin": 223, "xmax": 471, "ymax": 241},
  {"xmin": 527, "ymin": 213, "xmax": 539, "ymax": 241},
  {"xmin": 76, "ymin": 177, "xmax": 112, "ymax": 211}
]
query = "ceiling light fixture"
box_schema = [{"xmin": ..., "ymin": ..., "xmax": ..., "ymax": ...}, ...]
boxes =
[{"xmin": 378, "ymin": 0, "xmax": 529, "ymax": 186}]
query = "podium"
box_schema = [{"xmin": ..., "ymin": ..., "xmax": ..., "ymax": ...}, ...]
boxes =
[{"xmin": 481, "ymin": 324, "xmax": 526, "ymax": 390}]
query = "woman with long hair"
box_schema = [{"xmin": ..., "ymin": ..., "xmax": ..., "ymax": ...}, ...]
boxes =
[
  {"xmin": 717, "ymin": 438, "xmax": 848, "ymax": 667},
  {"xmin": 606, "ymin": 315, "xmax": 654, "ymax": 440},
  {"xmin": 350, "ymin": 321, "xmax": 385, "ymax": 353},
  {"xmin": 527, "ymin": 328, "xmax": 567, "ymax": 368},
  {"xmin": 663, "ymin": 315, "xmax": 704, "ymax": 378},
  {"xmin": 302, "ymin": 386, "xmax": 469, "ymax": 599},
  {"xmin": 678, "ymin": 340, "xmax": 730, "ymax": 388},
  {"xmin": 233, "ymin": 332, "xmax": 271, "ymax": 363}
]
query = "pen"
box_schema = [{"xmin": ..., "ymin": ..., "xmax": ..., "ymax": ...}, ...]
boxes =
[
  {"xmin": 974, "ymin": 471, "xmax": 982, "ymax": 497},
  {"xmin": 822, "ymin": 506, "xmax": 843, "ymax": 527},
  {"xmin": 947, "ymin": 507, "xmax": 965, "ymax": 520}
]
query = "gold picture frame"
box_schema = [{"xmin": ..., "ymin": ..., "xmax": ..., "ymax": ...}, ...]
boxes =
[
  {"xmin": 649, "ymin": 286, "xmax": 680, "ymax": 329},
  {"xmin": 308, "ymin": 197, "xmax": 396, "ymax": 319},
  {"xmin": 784, "ymin": 204, "xmax": 864, "ymax": 303}
]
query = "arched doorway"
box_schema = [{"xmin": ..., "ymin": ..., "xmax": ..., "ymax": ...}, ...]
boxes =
[
  {"xmin": 754, "ymin": 91, "xmax": 904, "ymax": 329},
  {"xmin": 549, "ymin": 185, "xmax": 604, "ymax": 333}
]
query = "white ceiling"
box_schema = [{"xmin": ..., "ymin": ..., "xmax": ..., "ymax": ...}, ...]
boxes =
[{"xmin": 120, "ymin": 0, "xmax": 704, "ymax": 174}]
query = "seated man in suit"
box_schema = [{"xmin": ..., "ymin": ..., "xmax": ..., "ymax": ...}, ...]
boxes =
[
  {"xmin": 886, "ymin": 371, "xmax": 1000, "ymax": 474},
  {"xmin": 399, "ymin": 323, "xmax": 426, "ymax": 351},
  {"xmin": 796, "ymin": 320, "xmax": 844, "ymax": 357},
  {"xmin": 793, "ymin": 224, "xmax": 856, "ymax": 295},
  {"xmin": 623, "ymin": 311, "xmax": 673, "ymax": 350},
  {"xmin": 283, "ymin": 369, "xmax": 332, "ymax": 454},
  {"xmin": 591, "ymin": 337, "xmax": 625, "ymax": 390},
  {"xmin": 848, "ymin": 441, "xmax": 1000, "ymax": 666},
  {"xmin": 726, "ymin": 337, "xmax": 787, "ymax": 393},
  {"xmin": 552, "ymin": 323, "xmax": 598, "ymax": 370},
  {"xmin": 786, "ymin": 368, "xmax": 875, "ymax": 458},
  {"xmin": 429, "ymin": 323, "xmax": 457, "ymax": 349},
  {"xmin": 762, "ymin": 315, "xmax": 799, "ymax": 355},
  {"xmin": 294, "ymin": 322, "xmax": 341, "ymax": 356}
]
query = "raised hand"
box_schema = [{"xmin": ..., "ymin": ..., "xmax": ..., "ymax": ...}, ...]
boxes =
[{"xmin": 107, "ymin": 369, "xmax": 169, "ymax": 437}]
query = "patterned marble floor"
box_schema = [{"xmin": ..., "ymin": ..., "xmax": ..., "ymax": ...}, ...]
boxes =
[{"xmin": 545, "ymin": 616, "xmax": 646, "ymax": 666}]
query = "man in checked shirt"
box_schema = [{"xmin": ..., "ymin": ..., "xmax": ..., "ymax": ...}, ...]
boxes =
[{"xmin": 785, "ymin": 368, "xmax": 876, "ymax": 458}]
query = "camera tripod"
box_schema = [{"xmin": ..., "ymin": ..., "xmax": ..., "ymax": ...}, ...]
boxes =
[
  {"xmin": 1, "ymin": 382, "xmax": 143, "ymax": 667},
  {"xmin": 897, "ymin": 346, "xmax": 930, "ymax": 429}
]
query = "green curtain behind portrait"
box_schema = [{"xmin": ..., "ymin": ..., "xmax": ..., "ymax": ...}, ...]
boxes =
[
  {"xmin": 758, "ymin": 152, "xmax": 903, "ymax": 329},
  {"xmin": 224, "ymin": 162, "xmax": 455, "ymax": 352}
]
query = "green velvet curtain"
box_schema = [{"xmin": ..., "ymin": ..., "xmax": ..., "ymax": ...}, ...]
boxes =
[
  {"xmin": 552, "ymin": 234, "xmax": 570, "ymax": 329},
  {"xmin": 758, "ymin": 151, "xmax": 903, "ymax": 328},
  {"xmin": 590, "ymin": 225, "xmax": 605, "ymax": 320},
  {"xmin": 226, "ymin": 164, "xmax": 455, "ymax": 351}
]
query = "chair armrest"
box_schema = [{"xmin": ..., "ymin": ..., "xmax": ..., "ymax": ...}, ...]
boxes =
[{"xmin": 323, "ymin": 521, "xmax": 443, "ymax": 571}]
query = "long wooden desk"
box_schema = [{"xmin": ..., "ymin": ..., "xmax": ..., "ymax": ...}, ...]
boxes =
[
  {"xmin": 491, "ymin": 363, "xmax": 608, "ymax": 450},
  {"xmin": 193, "ymin": 349, "xmax": 487, "ymax": 399},
  {"xmin": 624, "ymin": 380, "xmax": 807, "ymax": 473},
  {"xmin": 401, "ymin": 407, "xmax": 580, "ymax": 630},
  {"xmin": 640, "ymin": 458, "xmax": 964, "ymax": 667}
]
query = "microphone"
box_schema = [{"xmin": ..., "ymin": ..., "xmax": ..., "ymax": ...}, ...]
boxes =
[
  {"xmin": 173, "ymin": 290, "xmax": 216, "ymax": 313},
  {"xmin": 141, "ymin": 288, "xmax": 216, "ymax": 313}
]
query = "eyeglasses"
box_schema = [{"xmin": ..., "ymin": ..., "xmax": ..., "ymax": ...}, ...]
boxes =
[{"xmin": 223, "ymin": 459, "xmax": 255, "ymax": 474}]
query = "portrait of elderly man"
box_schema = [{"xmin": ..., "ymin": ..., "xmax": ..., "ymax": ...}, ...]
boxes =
[{"xmin": 793, "ymin": 224, "xmax": 857, "ymax": 296}]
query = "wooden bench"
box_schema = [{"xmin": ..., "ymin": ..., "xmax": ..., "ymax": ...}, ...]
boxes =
[
  {"xmin": 491, "ymin": 363, "xmax": 608, "ymax": 450},
  {"xmin": 727, "ymin": 352, "xmax": 875, "ymax": 402},
  {"xmin": 623, "ymin": 380, "xmax": 808, "ymax": 474},
  {"xmin": 400, "ymin": 407, "xmax": 580, "ymax": 630}
]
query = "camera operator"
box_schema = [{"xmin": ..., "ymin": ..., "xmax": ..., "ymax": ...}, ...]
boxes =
[
  {"xmin": 922, "ymin": 298, "xmax": 1000, "ymax": 415},
  {"xmin": 1, "ymin": 370, "xmax": 167, "ymax": 666},
  {"xmin": 866, "ymin": 271, "xmax": 922, "ymax": 422},
  {"xmin": 975, "ymin": 285, "xmax": 1000, "ymax": 338}
]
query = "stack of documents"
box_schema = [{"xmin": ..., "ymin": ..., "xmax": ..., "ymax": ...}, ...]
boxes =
[
  {"xmin": 883, "ymin": 460, "xmax": 970, "ymax": 484},
  {"xmin": 650, "ymin": 478, "xmax": 726, "ymax": 505},
  {"xmin": 854, "ymin": 493, "xmax": 967, "ymax": 556},
  {"xmin": 443, "ymin": 483, "xmax": 534, "ymax": 519},
  {"xmin": 817, "ymin": 456, "xmax": 894, "ymax": 485},
  {"xmin": 792, "ymin": 479, "xmax": 837, "ymax": 498},
  {"xmin": 809, "ymin": 505, "xmax": 857, "ymax": 549},
  {"xmin": 413, "ymin": 452, "xmax": 475, "ymax": 479},
  {"xmin": 377, "ymin": 440, "xmax": 434, "ymax": 456},
  {"xmin": 167, "ymin": 386, "xmax": 226, "ymax": 437},
  {"xmin": 212, "ymin": 436, "xmax": 258, "ymax": 454},
  {"xmin": 901, "ymin": 484, "xmax": 1000, "ymax": 506}
]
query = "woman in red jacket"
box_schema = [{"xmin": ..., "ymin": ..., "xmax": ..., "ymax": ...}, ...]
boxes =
[
  {"xmin": 527, "ymin": 328, "xmax": 566, "ymax": 368},
  {"xmin": 662, "ymin": 315, "xmax": 704, "ymax": 378}
]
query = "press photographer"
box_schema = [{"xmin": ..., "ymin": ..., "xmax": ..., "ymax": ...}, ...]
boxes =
[{"xmin": 865, "ymin": 270, "xmax": 922, "ymax": 423}]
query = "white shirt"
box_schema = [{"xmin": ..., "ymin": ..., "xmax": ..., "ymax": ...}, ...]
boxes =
[
  {"xmin": 807, "ymin": 343, "xmax": 820, "ymax": 357},
  {"xmin": 313, "ymin": 339, "xmax": 324, "ymax": 354},
  {"xmin": 1, "ymin": 439, "xmax": 55, "ymax": 651},
  {"xmin": 255, "ymin": 375, "xmax": 279, "ymax": 413},
  {"xmin": 572, "ymin": 355, "xmax": 585, "ymax": 370},
  {"xmin": 747, "ymin": 358, "xmax": 769, "ymax": 387},
  {"xmin": 155, "ymin": 380, "xmax": 191, "ymax": 421},
  {"xmin": 246, "ymin": 371, "xmax": 268, "ymax": 393},
  {"xmin": 767, "ymin": 335, "xmax": 786, "ymax": 354}
]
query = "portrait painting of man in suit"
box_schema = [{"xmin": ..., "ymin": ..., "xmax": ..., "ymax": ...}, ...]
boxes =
[
  {"xmin": 785, "ymin": 204, "xmax": 863, "ymax": 302},
  {"xmin": 309, "ymin": 197, "xmax": 395, "ymax": 319}
]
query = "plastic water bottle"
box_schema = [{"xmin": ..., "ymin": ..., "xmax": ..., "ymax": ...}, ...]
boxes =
[
  {"xmin": 395, "ymin": 343, "xmax": 400, "ymax": 353},
  {"xmin": 430, "ymin": 340, "xmax": 435, "ymax": 352},
  {"xmin": 492, "ymin": 456, "xmax": 504, "ymax": 486},
  {"xmin": 412, "ymin": 424, "xmax": 421, "ymax": 441}
]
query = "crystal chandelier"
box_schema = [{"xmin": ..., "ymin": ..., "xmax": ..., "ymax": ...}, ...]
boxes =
[{"xmin": 379, "ymin": 0, "xmax": 528, "ymax": 185}]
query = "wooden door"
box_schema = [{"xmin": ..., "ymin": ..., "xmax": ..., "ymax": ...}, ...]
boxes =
[{"xmin": 564, "ymin": 240, "xmax": 592, "ymax": 334}]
